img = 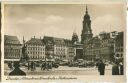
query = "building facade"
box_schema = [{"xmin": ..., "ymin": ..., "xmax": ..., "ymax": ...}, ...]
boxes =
[
  {"xmin": 83, "ymin": 36, "xmax": 101, "ymax": 61},
  {"xmin": 4, "ymin": 35, "xmax": 22, "ymax": 61},
  {"xmin": 83, "ymin": 31, "xmax": 120, "ymax": 62},
  {"xmin": 25, "ymin": 37, "xmax": 45, "ymax": 61},
  {"xmin": 64, "ymin": 39, "xmax": 75, "ymax": 61},
  {"xmin": 53, "ymin": 37, "xmax": 66, "ymax": 60},
  {"xmin": 43, "ymin": 36, "xmax": 75, "ymax": 61},
  {"xmin": 43, "ymin": 36, "xmax": 55, "ymax": 59},
  {"xmin": 99, "ymin": 32, "xmax": 116, "ymax": 61}
]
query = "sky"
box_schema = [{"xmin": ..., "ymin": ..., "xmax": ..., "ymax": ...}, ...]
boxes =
[{"xmin": 4, "ymin": 4, "xmax": 126, "ymax": 43}]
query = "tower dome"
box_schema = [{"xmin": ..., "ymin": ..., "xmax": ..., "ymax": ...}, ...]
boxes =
[
  {"xmin": 72, "ymin": 31, "xmax": 79, "ymax": 44},
  {"xmin": 84, "ymin": 5, "xmax": 90, "ymax": 19}
]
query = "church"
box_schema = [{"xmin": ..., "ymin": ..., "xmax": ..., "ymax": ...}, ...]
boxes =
[
  {"xmin": 73, "ymin": 5, "xmax": 123, "ymax": 62},
  {"xmin": 71, "ymin": 5, "xmax": 93, "ymax": 60}
]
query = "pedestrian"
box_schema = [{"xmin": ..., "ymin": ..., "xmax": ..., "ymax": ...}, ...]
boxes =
[
  {"xmin": 41, "ymin": 62, "xmax": 44, "ymax": 70},
  {"xmin": 48, "ymin": 62, "xmax": 51, "ymax": 69},
  {"xmin": 9, "ymin": 61, "xmax": 26, "ymax": 76},
  {"xmin": 34, "ymin": 62, "xmax": 36, "ymax": 70},
  {"xmin": 28, "ymin": 62, "xmax": 30, "ymax": 70},
  {"xmin": 98, "ymin": 60, "xmax": 105, "ymax": 75},
  {"xmin": 31, "ymin": 61, "xmax": 34, "ymax": 71},
  {"xmin": 96, "ymin": 60, "xmax": 100, "ymax": 68},
  {"xmin": 119, "ymin": 62, "xmax": 124, "ymax": 75},
  {"xmin": 43, "ymin": 61, "xmax": 47, "ymax": 70},
  {"xmin": 46, "ymin": 62, "xmax": 49, "ymax": 71},
  {"xmin": 8, "ymin": 62, "xmax": 13, "ymax": 70},
  {"xmin": 112, "ymin": 62, "xmax": 119, "ymax": 75}
]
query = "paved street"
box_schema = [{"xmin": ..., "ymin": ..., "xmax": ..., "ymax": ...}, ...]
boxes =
[{"xmin": 4, "ymin": 66, "xmax": 112, "ymax": 76}]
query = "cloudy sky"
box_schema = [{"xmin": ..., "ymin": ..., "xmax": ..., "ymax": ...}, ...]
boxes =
[{"xmin": 4, "ymin": 4, "xmax": 125, "ymax": 43}]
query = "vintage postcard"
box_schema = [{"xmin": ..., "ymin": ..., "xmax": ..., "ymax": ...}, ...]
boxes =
[{"xmin": 1, "ymin": 1, "xmax": 127, "ymax": 83}]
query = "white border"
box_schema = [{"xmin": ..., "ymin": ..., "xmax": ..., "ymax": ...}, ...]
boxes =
[{"xmin": 1, "ymin": 2, "xmax": 127, "ymax": 83}]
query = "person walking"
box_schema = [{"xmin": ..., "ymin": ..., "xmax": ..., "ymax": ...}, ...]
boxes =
[
  {"xmin": 119, "ymin": 62, "xmax": 124, "ymax": 75},
  {"xmin": 43, "ymin": 61, "xmax": 47, "ymax": 70},
  {"xmin": 112, "ymin": 62, "xmax": 119, "ymax": 75},
  {"xmin": 48, "ymin": 62, "xmax": 52, "ymax": 70},
  {"xmin": 46, "ymin": 62, "xmax": 49, "ymax": 71},
  {"xmin": 8, "ymin": 62, "xmax": 13, "ymax": 70},
  {"xmin": 28, "ymin": 62, "xmax": 30, "ymax": 70},
  {"xmin": 33, "ymin": 62, "xmax": 36, "ymax": 70},
  {"xmin": 31, "ymin": 61, "xmax": 34, "ymax": 71},
  {"xmin": 98, "ymin": 60, "xmax": 105, "ymax": 75},
  {"xmin": 9, "ymin": 61, "xmax": 26, "ymax": 76},
  {"xmin": 41, "ymin": 62, "xmax": 44, "ymax": 70}
]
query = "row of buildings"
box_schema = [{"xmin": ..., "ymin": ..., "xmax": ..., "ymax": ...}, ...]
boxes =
[
  {"xmin": 83, "ymin": 31, "xmax": 123, "ymax": 62},
  {"xmin": 4, "ymin": 35, "xmax": 77, "ymax": 62},
  {"xmin": 4, "ymin": 6, "xmax": 124, "ymax": 63},
  {"xmin": 4, "ymin": 31, "xmax": 123, "ymax": 63}
]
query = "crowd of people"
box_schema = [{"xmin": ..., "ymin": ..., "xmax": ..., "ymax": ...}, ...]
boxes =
[
  {"xmin": 27, "ymin": 61, "xmax": 53, "ymax": 71},
  {"xmin": 112, "ymin": 61, "xmax": 124, "ymax": 75},
  {"xmin": 8, "ymin": 59, "xmax": 124, "ymax": 76},
  {"xmin": 97, "ymin": 60, "xmax": 124, "ymax": 75},
  {"xmin": 27, "ymin": 61, "xmax": 36, "ymax": 71}
]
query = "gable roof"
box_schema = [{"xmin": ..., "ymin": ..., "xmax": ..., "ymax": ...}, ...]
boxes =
[
  {"xmin": 26, "ymin": 38, "xmax": 44, "ymax": 45},
  {"xmin": 4, "ymin": 35, "xmax": 21, "ymax": 45},
  {"xmin": 43, "ymin": 36, "xmax": 72, "ymax": 46}
]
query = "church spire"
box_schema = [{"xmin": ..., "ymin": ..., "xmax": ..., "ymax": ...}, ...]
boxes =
[
  {"xmin": 23, "ymin": 36, "xmax": 25, "ymax": 44},
  {"xmin": 86, "ymin": 5, "xmax": 88, "ymax": 14}
]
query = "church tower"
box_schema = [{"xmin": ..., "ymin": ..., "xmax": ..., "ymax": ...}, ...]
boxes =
[
  {"xmin": 72, "ymin": 32, "xmax": 79, "ymax": 44},
  {"xmin": 81, "ymin": 5, "xmax": 93, "ymax": 44}
]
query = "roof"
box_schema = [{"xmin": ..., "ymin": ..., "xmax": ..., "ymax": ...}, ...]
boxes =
[
  {"xmin": 26, "ymin": 38, "xmax": 44, "ymax": 45},
  {"xmin": 53, "ymin": 37, "xmax": 65, "ymax": 45},
  {"xmin": 43, "ymin": 36, "xmax": 54, "ymax": 44},
  {"xmin": 4, "ymin": 35, "xmax": 21, "ymax": 45},
  {"xmin": 43, "ymin": 36, "xmax": 72, "ymax": 46}
]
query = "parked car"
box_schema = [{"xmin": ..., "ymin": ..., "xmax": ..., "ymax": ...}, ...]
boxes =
[
  {"xmin": 46, "ymin": 60, "xmax": 59, "ymax": 68},
  {"xmin": 59, "ymin": 60, "xmax": 68, "ymax": 66},
  {"xmin": 68, "ymin": 61, "xmax": 79, "ymax": 67},
  {"xmin": 78, "ymin": 62, "xmax": 86, "ymax": 68},
  {"xmin": 68, "ymin": 62, "xmax": 74, "ymax": 67},
  {"xmin": 86, "ymin": 61, "xmax": 95, "ymax": 67},
  {"xmin": 52, "ymin": 62, "xmax": 59, "ymax": 68}
]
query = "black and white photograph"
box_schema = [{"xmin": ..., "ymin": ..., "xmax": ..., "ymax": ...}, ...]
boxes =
[{"xmin": 3, "ymin": 4, "xmax": 125, "ymax": 77}]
